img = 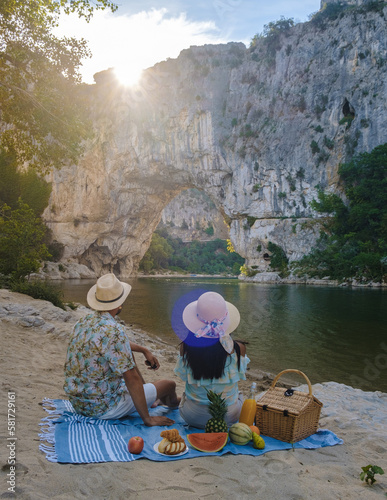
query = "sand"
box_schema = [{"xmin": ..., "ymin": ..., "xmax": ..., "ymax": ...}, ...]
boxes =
[{"xmin": 1, "ymin": 288, "xmax": 386, "ymax": 500}]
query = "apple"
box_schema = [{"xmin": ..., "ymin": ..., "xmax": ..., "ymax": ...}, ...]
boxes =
[{"xmin": 128, "ymin": 436, "xmax": 144, "ymax": 454}]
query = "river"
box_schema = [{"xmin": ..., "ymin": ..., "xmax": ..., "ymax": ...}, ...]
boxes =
[{"xmin": 59, "ymin": 277, "xmax": 387, "ymax": 393}]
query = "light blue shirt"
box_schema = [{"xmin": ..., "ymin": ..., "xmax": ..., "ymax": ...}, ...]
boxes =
[{"xmin": 174, "ymin": 353, "xmax": 250, "ymax": 405}]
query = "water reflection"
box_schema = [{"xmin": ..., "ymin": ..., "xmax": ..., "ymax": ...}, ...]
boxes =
[{"xmin": 59, "ymin": 278, "xmax": 387, "ymax": 392}]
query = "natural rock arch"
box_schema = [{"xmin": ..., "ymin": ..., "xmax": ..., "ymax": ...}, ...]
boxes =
[
  {"xmin": 44, "ymin": 6, "xmax": 387, "ymax": 276},
  {"xmin": 46, "ymin": 95, "xmax": 235, "ymax": 276}
]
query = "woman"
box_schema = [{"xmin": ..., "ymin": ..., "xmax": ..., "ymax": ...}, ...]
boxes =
[{"xmin": 173, "ymin": 291, "xmax": 249, "ymax": 428}]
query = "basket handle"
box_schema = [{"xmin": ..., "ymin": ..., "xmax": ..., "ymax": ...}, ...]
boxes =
[{"xmin": 271, "ymin": 369, "xmax": 313, "ymax": 397}]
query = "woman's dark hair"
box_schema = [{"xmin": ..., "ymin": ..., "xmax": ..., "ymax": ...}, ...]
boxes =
[{"xmin": 182, "ymin": 340, "xmax": 241, "ymax": 380}]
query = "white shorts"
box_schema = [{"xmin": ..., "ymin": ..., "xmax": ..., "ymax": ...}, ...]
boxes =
[{"xmin": 99, "ymin": 383, "xmax": 157, "ymax": 420}]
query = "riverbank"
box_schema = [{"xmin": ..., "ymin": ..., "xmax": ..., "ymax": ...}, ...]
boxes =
[
  {"xmin": 32, "ymin": 261, "xmax": 386, "ymax": 288},
  {"xmin": 239, "ymin": 272, "xmax": 387, "ymax": 288},
  {"xmin": 1, "ymin": 289, "xmax": 386, "ymax": 499}
]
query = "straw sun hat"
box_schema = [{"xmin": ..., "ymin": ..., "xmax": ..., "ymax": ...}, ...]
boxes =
[
  {"xmin": 182, "ymin": 291, "xmax": 240, "ymax": 336},
  {"xmin": 87, "ymin": 273, "xmax": 132, "ymax": 311},
  {"xmin": 180, "ymin": 291, "xmax": 240, "ymax": 353}
]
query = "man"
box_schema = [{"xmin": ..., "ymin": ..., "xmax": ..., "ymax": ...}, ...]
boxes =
[{"xmin": 64, "ymin": 273, "xmax": 179, "ymax": 426}]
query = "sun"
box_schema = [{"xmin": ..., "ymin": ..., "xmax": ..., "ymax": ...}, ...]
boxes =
[{"xmin": 113, "ymin": 65, "xmax": 143, "ymax": 87}]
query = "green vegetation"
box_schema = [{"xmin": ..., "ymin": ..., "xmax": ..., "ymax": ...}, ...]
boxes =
[
  {"xmin": 250, "ymin": 17, "xmax": 294, "ymax": 66},
  {"xmin": 240, "ymin": 264, "xmax": 258, "ymax": 278},
  {"xmin": 323, "ymin": 136, "xmax": 334, "ymax": 150},
  {"xmin": 139, "ymin": 231, "xmax": 244, "ymax": 275},
  {"xmin": 360, "ymin": 465, "xmax": 384, "ymax": 485},
  {"xmin": 204, "ymin": 224, "xmax": 214, "ymax": 236},
  {"xmin": 246, "ymin": 216, "xmax": 258, "ymax": 228},
  {"xmin": 339, "ymin": 116, "xmax": 354, "ymax": 128},
  {"xmin": 310, "ymin": 140, "xmax": 320, "ymax": 154},
  {"xmin": 139, "ymin": 232, "xmax": 173, "ymax": 273},
  {"xmin": 251, "ymin": 16, "xmax": 294, "ymax": 50},
  {"xmin": 310, "ymin": 0, "xmax": 387, "ymax": 29},
  {"xmin": 294, "ymin": 144, "xmax": 387, "ymax": 281},
  {"xmin": 309, "ymin": 2, "xmax": 348, "ymax": 27},
  {"xmin": 10, "ymin": 279, "xmax": 66, "ymax": 310},
  {"xmin": 0, "ymin": 0, "xmax": 115, "ymax": 172},
  {"xmin": 268, "ymin": 241, "xmax": 289, "ymax": 276},
  {"xmin": 0, "ymin": 200, "xmax": 50, "ymax": 280},
  {"xmin": 0, "ymin": 150, "xmax": 51, "ymax": 215}
]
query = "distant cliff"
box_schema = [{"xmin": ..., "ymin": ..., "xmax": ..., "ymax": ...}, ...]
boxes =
[
  {"xmin": 157, "ymin": 189, "xmax": 229, "ymax": 242},
  {"xmin": 44, "ymin": 1, "xmax": 387, "ymax": 276}
]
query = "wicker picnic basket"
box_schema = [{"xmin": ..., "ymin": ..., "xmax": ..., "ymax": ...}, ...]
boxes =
[{"xmin": 255, "ymin": 369, "xmax": 323, "ymax": 443}]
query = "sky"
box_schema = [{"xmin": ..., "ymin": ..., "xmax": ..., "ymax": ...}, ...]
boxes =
[{"xmin": 56, "ymin": 0, "xmax": 322, "ymax": 86}]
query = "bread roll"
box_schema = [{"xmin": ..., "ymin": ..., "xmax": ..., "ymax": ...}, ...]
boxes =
[{"xmin": 158, "ymin": 437, "xmax": 170, "ymax": 454}]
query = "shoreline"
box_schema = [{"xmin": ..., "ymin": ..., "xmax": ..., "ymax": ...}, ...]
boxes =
[
  {"xmin": 1, "ymin": 288, "xmax": 387, "ymax": 499},
  {"xmin": 33, "ymin": 261, "xmax": 387, "ymax": 288}
]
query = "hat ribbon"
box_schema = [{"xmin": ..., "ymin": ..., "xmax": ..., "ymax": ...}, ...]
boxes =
[
  {"xmin": 95, "ymin": 288, "xmax": 124, "ymax": 304},
  {"xmin": 195, "ymin": 311, "xmax": 233, "ymax": 354}
]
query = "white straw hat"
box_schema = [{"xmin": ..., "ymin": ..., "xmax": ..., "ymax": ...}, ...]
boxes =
[{"xmin": 87, "ymin": 273, "xmax": 131, "ymax": 311}]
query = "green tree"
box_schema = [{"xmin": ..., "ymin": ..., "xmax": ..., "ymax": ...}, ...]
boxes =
[
  {"xmin": 250, "ymin": 16, "xmax": 294, "ymax": 54},
  {"xmin": 204, "ymin": 224, "xmax": 214, "ymax": 236},
  {"xmin": 0, "ymin": 200, "xmax": 51, "ymax": 279},
  {"xmin": 0, "ymin": 149, "xmax": 51, "ymax": 215},
  {"xmin": 268, "ymin": 241, "xmax": 289, "ymax": 276},
  {"xmin": 140, "ymin": 233, "xmax": 173, "ymax": 271},
  {"xmin": 140, "ymin": 232, "xmax": 244, "ymax": 275},
  {"xmin": 0, "ymin": 0, "xmax": 117, "ymax": 172},
  {"xmin": 296, "ymin": 144, "xmax": 387, "ymax": 281}
]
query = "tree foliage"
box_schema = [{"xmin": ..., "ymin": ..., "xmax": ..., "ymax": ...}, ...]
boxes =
[
  {"xmin": 295, "ymin": 144, "xmax": 387, "ymax": 281},
  {"xmin": 268, "ymin": 241, "xmax": 289, "ymax": 276},
  {"xmin": 309, "ymin": 2, "xmax": 348, "ymax": 27},
  {"xmin": 0, "ymin": 200, "xmax": 51, "ymax": 279},
  {"xmin": 139, "ymin": 232, "xmax": 173, "ymax": 272},
  {"xmin": 0, "ymin": 0, "xmax": 117, "ymax": 172},
  {"xmin": 250, "ymin": 16, "xmax": 294, "ymax": 50},
  {"xmin": 0, "ymin": 149, "xmax": 51, "ymax": 215},
  {"xmin": 139, "ymin": 231, "xmax": 244, "ymax": 275}
]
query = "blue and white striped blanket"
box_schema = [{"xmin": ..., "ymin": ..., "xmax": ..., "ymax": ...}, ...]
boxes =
[{"xmin": 39, "ymin": 398, "xmax": 343, "ymax": 464}]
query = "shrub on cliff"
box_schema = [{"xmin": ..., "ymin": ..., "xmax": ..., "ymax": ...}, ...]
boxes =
[{"xmin": 295, "ymin": 144, "xmax": 387, "ymax": 281}]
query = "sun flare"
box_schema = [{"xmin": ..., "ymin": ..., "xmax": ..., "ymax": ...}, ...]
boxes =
[{"xmin": 113, "ymin": 66, "xmax": 143, "ymax": 87}]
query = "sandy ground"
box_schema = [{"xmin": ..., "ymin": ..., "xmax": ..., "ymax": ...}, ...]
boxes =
[{"xmin": 1, "ymin": 289, "xmax": 386, "ymax": 500}]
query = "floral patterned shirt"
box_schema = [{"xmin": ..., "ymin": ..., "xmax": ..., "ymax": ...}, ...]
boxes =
[{"xmin": 64, "ymin": 311, "xmax": 135, "ymax": 417}]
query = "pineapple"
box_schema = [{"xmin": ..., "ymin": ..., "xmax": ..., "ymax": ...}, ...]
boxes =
[{"xmin": 205, "ymin": 390, "xmax": 228, "ymax": 433}]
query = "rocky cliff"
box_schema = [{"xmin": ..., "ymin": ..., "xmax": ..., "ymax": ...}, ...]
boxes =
[
  {"xmin": 157, "ymin": 188, "xmax": 229, "ymax": 242},
  {"xmin": 44, "ymin": 1, "xmax": 387, "ymax": 276}
]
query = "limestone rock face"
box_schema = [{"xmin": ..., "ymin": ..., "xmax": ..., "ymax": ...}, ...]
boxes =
[
  {"xmin": 158, "ymin": 189, "xmax": 228, "ymax": 242},
  {"xmin": 44, "ymin": 3, "xmax": 387, "ymax": 276}
]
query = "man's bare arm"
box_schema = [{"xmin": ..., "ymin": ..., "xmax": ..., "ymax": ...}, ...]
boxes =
[
  {"xmin": 123, "ymin": 369, "xmax": 174, "ymax": 427},
  {"xmin": 130, "ymin": 342, "xmax": 160, "ymax": 370}
]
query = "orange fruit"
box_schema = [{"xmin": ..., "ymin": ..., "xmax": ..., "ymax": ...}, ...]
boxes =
[{"xmin": 250, "ymin": 425, "xmax": 260, "ymax": 435}]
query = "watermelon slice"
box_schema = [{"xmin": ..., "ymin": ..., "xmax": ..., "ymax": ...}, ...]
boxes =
[{"xmin": 187, "ymin": 432, "xmax": 228, "ymax": 452}]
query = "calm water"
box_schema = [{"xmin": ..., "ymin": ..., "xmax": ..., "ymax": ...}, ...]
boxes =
[{"xmin": 59, "ymin": 277, "xmax": 387, "ymax": 393}]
